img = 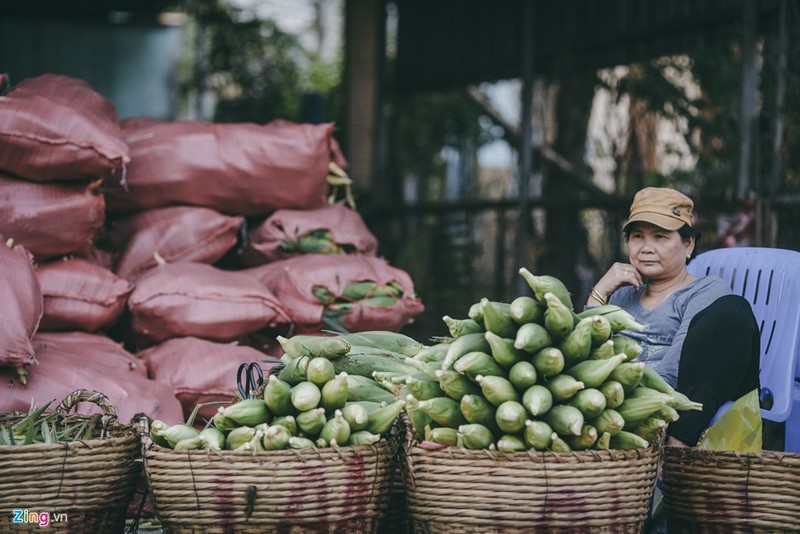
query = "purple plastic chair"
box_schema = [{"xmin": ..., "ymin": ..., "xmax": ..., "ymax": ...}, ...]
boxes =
[{"xmin": 687, "ymin": 247, "xmax": 800, "ymax": 452}]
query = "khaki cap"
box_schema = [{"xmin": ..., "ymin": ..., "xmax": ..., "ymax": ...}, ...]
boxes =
[{"xmin": 623, "ymin": 187, "xmax": 693, "ymax": 232}]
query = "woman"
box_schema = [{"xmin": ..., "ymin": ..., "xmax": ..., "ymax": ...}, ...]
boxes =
[{"xmin": 587, "ymin": 187, "xmax": 760, "ymax": 447}]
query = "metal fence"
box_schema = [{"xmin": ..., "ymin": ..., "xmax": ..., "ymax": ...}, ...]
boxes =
[{"xmin": 365, "ymin": 194, "xmax": 800, "ymax": 342}]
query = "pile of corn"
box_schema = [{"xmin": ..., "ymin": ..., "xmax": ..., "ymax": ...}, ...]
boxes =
[
  {"xmin": 149, "ymin": 332, "xmax": 417, "ymax": 451},
  {"xmin": 392, "ymin": 269, "xmax": 702, "ymax": 452}
]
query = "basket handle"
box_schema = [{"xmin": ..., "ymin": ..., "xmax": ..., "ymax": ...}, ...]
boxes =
[{"xmin": 57, "ymin": 389, "xmax": 118, "ymax": 417}]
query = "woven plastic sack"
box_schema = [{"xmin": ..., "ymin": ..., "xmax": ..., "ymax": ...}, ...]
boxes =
[
  {"xmin": 0, "ymin": 241, "xmax": 42, "ymax": 371},
  {"xmin": 0, "ymin": 73, "xmax": 129, "ymax": 182},
  {"xmin": 36, "ymin": 257, "xmax": 132, "ymax": 332},
  {"xmin": 139, "ymin": 337, "xmax": 279, "ymax": 422},
  {"xmin": 240, "ymin": 203, "xmax": 378, "ymax": 266},
  {"xmin": 0, "ymin": 171, "xmax": 106, "ymax": 260},
  {"xmin": 697, "ymin": 388, "xmax": 763, "ymax": 452},
  {"xmin": 105, "ymin": 119, "xmax": 333, "ymax": 216},
  {"xmin": 244, "ymin": 255, "xmax": 424, "ymax": 334},
  {"xmin": 0, "ymin": 332, "xmax": 182, "ymax": 424},
  {"xmin": 108, "ymin": 206, "xmax": 244, "ymax": 280},
  {"xmin": 127, "ymin": 262, "xmax": 291, "ymax": 343}
]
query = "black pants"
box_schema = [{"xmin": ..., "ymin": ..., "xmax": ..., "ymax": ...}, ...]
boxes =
[{"xmin": 667, "ymin": 294, "xmax": 761, "ymax": 445}]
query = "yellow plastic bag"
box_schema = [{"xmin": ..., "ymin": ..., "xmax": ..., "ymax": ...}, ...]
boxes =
[{"xmin": 697, "ymin": 388, "xmax": 762, "ymax": 452}]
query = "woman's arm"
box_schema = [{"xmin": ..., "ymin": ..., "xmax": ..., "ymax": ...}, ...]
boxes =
[{"xmin": 587, "ymin": 262, "xmax": 643, "ymax": 307}]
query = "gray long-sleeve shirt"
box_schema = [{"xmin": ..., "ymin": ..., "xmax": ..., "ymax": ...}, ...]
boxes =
[{"xmin": 608, "ymin": 276, "xmax": 732, "ymax": 388}]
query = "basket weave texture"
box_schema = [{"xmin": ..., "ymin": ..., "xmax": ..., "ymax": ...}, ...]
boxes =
[
  {"xmin": 139, "ymin": 417, "xmax": 394, "ymax": 534},
  {"xmin": 0, "ymin": 389, "xmax": 141, "ymax": 534},
  {"xmin": 402, "ymin": 429, "xmax": 660, "ymax": 533},
  {"xmin": 663, "ymin": 446, "xmax": 800, "ymax": 533}
]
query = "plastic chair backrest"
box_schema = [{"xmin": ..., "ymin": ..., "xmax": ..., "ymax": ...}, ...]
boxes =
[{"xmin": 687, "ymin": 247, "xmax": 800, "ymax": 422}]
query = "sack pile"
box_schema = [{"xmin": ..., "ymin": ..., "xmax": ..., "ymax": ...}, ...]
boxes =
[{"xmin": 0, "ymin": 73, "xmax": 424, "ymax": 423}]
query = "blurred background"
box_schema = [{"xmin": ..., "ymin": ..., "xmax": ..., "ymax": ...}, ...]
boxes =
[{"xmin": 3, "ymin": 0, "xmax": 798, "ymax": 341}]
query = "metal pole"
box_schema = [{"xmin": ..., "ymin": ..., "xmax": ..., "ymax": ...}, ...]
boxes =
[
  {"xmin": 514, "ymin": 0, "xmax": 535, "ymax": 295},
  {"xmin": 737, "ymin": 0, "xmax": 758, "ymax": 198},
  {"xmin": 770, "ymin": 0, "xmax": 787, "ymax": 195}
]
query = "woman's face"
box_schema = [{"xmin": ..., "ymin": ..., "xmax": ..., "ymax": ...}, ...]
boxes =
[{"xmin": 626, "ymin": 222, "xmax": 694, "ymax": 281}]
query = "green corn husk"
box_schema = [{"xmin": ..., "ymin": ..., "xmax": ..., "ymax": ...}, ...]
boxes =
[
  {"xmin": 405, "ymin": 375, "xmax": 445, "ymax": 400},
  {"xmin": 475, "ymin": 374, "xmax": 519, "ymax": 406},
  {"xmin": 509, "ymin": 295, "xmax": 545, "ymax": 325},
  {"xmin": 291, "ymin": 381, "xmax": 322, "ymax": 412},
  {"xmin": 669, "ymin": 390, "xmax": 703, "ymax": 412},
  {"xmin": 608, "ymin": 362, "xmax": 646, "ymax": 392},
  {"xmin": 569, "ymin": 388, "xmax": 608, "ymax": 419},
  {"xmin": 459, "ymin": 394, "xmax": 499, "ymax": 432},
  {"xmin": 565, "ymin": 424, "xmax": 599, "ymax": 450},
  {"xmin": 289, "ymin": 436, "xmax": 317, "ymax": 449},
  {"xmin": 211, "ymin": 412, "xmax": 238, "ymax": 433},
  {"xmin": 523, "ymin": 420, "xmax": 553, "ymax": 450},
  {"xmin": 413, "ymin": 343, "xmax": 450, "ymax": 363},
  {"xmin": 320, "ymin": 410, "xmax": 352, "ymax": 445},
  {"xmin": 453, "ymin": 351, "xmax": 505, "ymax": 380},
  {"xmin": 543, "ymin": 292, "xmax": 575, "ymax": 341},
  {"xmin": 518, "ymin": 269, "xmax": 574, "ymax": 311},
  {"xmin": 468, "ymin": 301, "xmax": 485, "ymax": 326},
  {"xmin": 404, "ymin": 357, "xmax": 441, "ymax": 380},
  {"xmin": 576, "ymin": 305, "xmax": 644, "ymax": 333},
  {"xmin": 521, "ymin": 385, "xmax": 553, "ymax": 417},
  {"xmin": 545, "ymin": 405, "xmax": 584, "ymax": 437},
  {"xmin": 149, "ymin": 420, "xmax": 170, "ymax": 447},
  {"xmin": 366, "ymin": 399, "xmax": 405, "ymax": 435},
  {"xmin": 497, "ymin": 434, "xmax": 528, "ymax": 452},
  {"xmin": 161, "ymin": 424, "xmax": 200, "ymax": 449},
  {"xmin": 640, "ymin": 365, "xmax": 676, "ymax": 394},
  {"xmin": 306, "ymin": 357, "xmax": 336, "ymax": 386},
  {"xmin": 321, "ymin": 372, "xmax": 349, "ymax": 412},
  {"xmin": 626, "ymin": 416, "xmax": 668, "ymax": 443},
  {"xmin": 563, "ymin": 354, "xmax": 627, "ymax": 389},
  {"xmin": 513, "ymin": 323, "xmax": 552, "ymax": 353},
  {"xmin": 428, "ymin": 426, "xmax": 459, "ymax": 446},
  {"xmin": 458, "ymin": 423, "xmax": 495, "ymax": 450},
  {"xmin": 262, "ymin": 424, "xmax": 292, "ymax": 450},
  {"xmin": 405, "ymin": 395, "xmax": 433, "ymax": 438},
  {"xmin": 436, "ymin": 369, "xmax": 482, "ymax": 401},
  {"xmin": 271, "ymin": 415, "xmax": 298, "ymax": 436},
  {"xmin": 599, "ymin": 380, "xmax": 626, "ymax": 409},
  {"xmin": 481, "ymin": 298, "xmax": 517, "ymax": 338},
  {"xmin": 418, "ymin": 397, "xmax": 467, "ymax": 428},
  {"xmin": 225, "ymin": 426, "xmax": 256, "ymax": 450},
  {"xmin": 264, "ymin": 375, "xmax": 295, "ymax": 416},
  {"xmin": 341, "ymin": 403, "xmax": 370, "ymax": 432},
  {"xmin": 221, "ymin": 399, "xmax": 270, "ymax": 427},
  {"xmin": 657, "ymin": 405, "xmax": 681, "ymax": 423},
  {"xmin": 544, "ymin": 374, "xmax": 585, "ymax": 402},
  {"xmin": 508, "ymin": 361, "xmax": 538, "ymax": 392},
  {"xmin": 531, "ymin": 347, "xmax": 565, "ymax": 378},
  {"xmin": 590, "ymin": 408, "xmax": 626, "ymax": 435},
  {"xmin": 594, "ymin": 431, "xmax": 612, "ymax": 450},
  {"xmin": 278, "ymin": 355, "xmax": 311, "ymax": 385},
  {"xmin": 333, "ymin": 352, "xmax": 417, "ymax": 378},
  {"xmin": 616, "ymin": 396, "xmax": 669, "ymax": 425},
  {"xmin": 588, "ymin": 315, "xmax": 613, "ymax": 347},
  {"xmin": 349, "ymin": 430, "xmax": 382, "ymax": 446},
  {"xmin": 173, "ymin": 436, "xmax": 204, "ymax": 451},
  {"xmin": 610, "ymin": 430, "xmax": 651, "ymax": 450},
  {"xmin": 612, "ymin": 335, "xmax": 644, "ymax": 361},
  {"xmin": 627, "ymin": 385, "xmax": 675, "ymax": 404},
  {"xmin": 558, "ymin": 317, "xmax": 594, "ymax": 365},
  {"xmin": 485, "ymin": 331, "xmax": 526, "ymax": 370},
  {"xmin": 441, "ymin": 332, "xmax": 491, "ymax": 371},
  {"xmin": 198, "ymin": 427, "xmax": 225, "ymax": 450},
  {"xmin": 296, "ymin": 408, "xmax": 327, "ymax": 437},
  {"xmin": 550, "ymin": 432, "xmax": 572, "ymax": 452},
  {"xmin": 589, "ymin": 340, "xmax": 616, "ymax": 360},
  {"xmin": 345, "ymin": 375, "xmax": 397, "ymax": 404},
  {"xmin": 495, "ymin": 400, "xmax": 528, "ymax": 434},
  {"xmin": 278, "ymin": 335, "xmax": 351, "ymax": 360},
  {"xmin": 337, "ymin": 331, "xmax": 424, "ymax": 357},
  {"xmin": 443, "ymin": 316, "xmax": 483, "ymax": 338}
]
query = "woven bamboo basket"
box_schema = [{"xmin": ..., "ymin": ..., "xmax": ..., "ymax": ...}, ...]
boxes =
[
  {"xmin": 401, "ymin": 427, "xmax": 660, "ymax": 534},
  {"xmin": 138, "ymin": 417, "xmax": 395, "ymax": 533},
  {"xmin": 0, "ymin": 389, "xmax": 141, "ymax": 534},
  {"xmin": 662, "ymin": 446, "xmax": 800, "ymax": 533}
]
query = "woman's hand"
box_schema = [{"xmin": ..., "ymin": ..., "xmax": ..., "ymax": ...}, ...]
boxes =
[{"xmin": 588, "ymin": 262, "xmax": 643, "ymax": 306}]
